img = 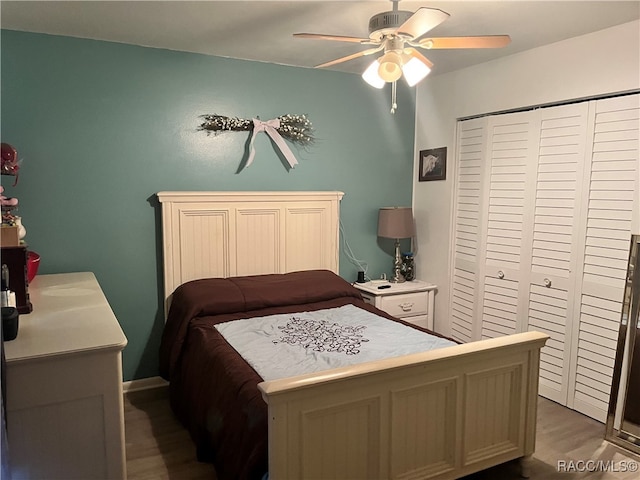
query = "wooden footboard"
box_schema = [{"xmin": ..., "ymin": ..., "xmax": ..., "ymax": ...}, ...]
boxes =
[{"xmin": 258, "ymin": 331, "xmax": 548, "ymax": 480}]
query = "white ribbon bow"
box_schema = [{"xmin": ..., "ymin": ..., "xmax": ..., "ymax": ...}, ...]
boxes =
[{"xmin": 244, "ymin": 118, "xmax": 299, "ymax": 170}]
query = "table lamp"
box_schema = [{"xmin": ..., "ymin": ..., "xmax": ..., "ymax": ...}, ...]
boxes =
[{"xmin": 378, "ymin": 207, "xmax": 415, "ymax": 283}]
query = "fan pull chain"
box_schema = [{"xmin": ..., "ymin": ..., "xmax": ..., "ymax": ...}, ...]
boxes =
[{"xmin": 390, "ymin": 81, "xmax": 398, "ymax": 114}]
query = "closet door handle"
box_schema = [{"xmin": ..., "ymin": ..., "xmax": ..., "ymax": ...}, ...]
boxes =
[
  {"xmin": 544, "ymin": 278, "xmax": 552, "ymax": 288},
  {"xmin": 497, "ymin": 270, "xmax": 505, "ymax": 279}
]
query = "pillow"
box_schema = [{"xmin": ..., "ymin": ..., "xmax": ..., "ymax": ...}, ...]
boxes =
[
  {"xmin": 229, "ymin": 269, "xmax": 361, "ymax": 312},
  {"xmin": 170, "ymin": 269, "xmax": 360, "ymax": 316}
]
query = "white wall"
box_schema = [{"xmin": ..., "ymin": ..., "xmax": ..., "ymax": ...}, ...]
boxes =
[{"xmin": 413, "ymin": 20, "xmax": 640, "ymax": 335}]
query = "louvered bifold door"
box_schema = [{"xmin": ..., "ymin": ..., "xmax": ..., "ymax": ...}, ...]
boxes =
[
  {"xmin": 526, "ymin": 103, "xmax": 589, "ymax": 405},
  {"xmin": 569, "ymin": 94, "xmax": 640, "ymax": 422},
  {"xmin": 449, "ymin": 117, "xmax": 487, "ymax": 342},
  {"xmin": 477, "ymin": 111, "xmax": 538, "ymax": 340}
]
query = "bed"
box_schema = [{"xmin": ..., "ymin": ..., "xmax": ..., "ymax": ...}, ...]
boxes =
[{"xmin": 157, "ymin": 191, "xmax": 548, "ymax": 480}]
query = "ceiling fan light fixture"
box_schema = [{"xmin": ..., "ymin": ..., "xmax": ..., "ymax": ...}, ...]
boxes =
[
  {"xmin": 295, "ymin": 1, "xmax": 511, "ymax": 113},
  {"xmin": 362, "ymin": 59, "xmax": 385, "ymax": 88},
  {"xmin": 377, "ymin": 51, "xmax": 403, "ymax": 82},
  {"xmin": 402, "ymin": 52, "xmax": 433, "ymax": 86}
]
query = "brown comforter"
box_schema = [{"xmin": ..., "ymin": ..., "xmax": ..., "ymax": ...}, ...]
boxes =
[{"xmin": 159, "ymin": 270, "xmax": 447, "ymax": 480}]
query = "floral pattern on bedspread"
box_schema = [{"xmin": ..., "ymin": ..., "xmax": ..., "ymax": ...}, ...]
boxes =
[
  {"xmin": 215, "ymin": 304, "xmax": 456, "ymax": 381},
  {"xmin": 274, "ymin": 317, "xmax": 369, "ymax": 355}
]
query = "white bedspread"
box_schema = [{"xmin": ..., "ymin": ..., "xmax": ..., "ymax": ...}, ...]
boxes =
[{"xmin": 215, "ymin": 304, "xmax": 456, "ymax": 381}]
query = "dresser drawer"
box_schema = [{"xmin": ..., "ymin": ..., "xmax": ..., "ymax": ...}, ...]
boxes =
[{"xmin": 379, "ymin": 292, "xmax": 428, "ymax": 318}]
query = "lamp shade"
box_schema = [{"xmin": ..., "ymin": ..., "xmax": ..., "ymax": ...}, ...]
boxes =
[
  {"xmin": 362, "ymin": 59, "xmax": 385, "ymax": 89},
  {"xmin": 402, "ymin": 52, "xmax": 433, "ymax": 86},
  {"xmin": 378, "ymin": 207, "xmax": 415, "ymax": 239},
  {"xmin": 377, "ymin": 51, "xmax": 403, "ymax": 82}
]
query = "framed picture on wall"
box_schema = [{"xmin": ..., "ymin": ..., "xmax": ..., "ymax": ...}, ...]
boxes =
[{"xmin": 419, "ymin": 147, "xmax": 447, "ymax": 181}]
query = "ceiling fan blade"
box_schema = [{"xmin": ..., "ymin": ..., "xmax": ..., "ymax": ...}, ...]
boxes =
[
  {"xmin": 315, "ymin": 46, "xmax": 383, "ymax": 68},
  {"xmin": 419, "ymin": 35, "xmax": 511, "ymax": 49},
  {"xmin": 397, "ymin": 7, "xmax": 450, "ymax": 39},
  {"xmin": 293, "ymin": 33, "xmax": 372, "ymax": 44}
]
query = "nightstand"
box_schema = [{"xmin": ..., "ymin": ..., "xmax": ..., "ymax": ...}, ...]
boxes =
[{"xmin": 353, "ymin": 280, "xmax": 437, "ymax": 330}]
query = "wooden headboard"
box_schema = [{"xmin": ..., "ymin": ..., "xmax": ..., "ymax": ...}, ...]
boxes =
[{"xmin": 157, "ymin": 191, "xmax": 344, "ymax": 303}]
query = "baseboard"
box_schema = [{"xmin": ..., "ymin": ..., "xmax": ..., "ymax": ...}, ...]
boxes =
[{"xmin": 122, "ymin": 376, "xmax": 168, "ymax": 393}]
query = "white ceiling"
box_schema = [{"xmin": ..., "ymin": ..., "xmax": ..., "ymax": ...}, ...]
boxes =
[{"xmin": 1, "ymin": 1, "xmax": 639, "ymax": 76}]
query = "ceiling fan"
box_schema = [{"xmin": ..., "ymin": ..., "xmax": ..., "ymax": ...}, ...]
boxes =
[{"xmin": 294, "ymin": 1, "xmax": 510, "ymax": 111}]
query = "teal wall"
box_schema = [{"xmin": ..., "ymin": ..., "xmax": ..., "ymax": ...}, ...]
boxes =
[{"xmin": 1, "ymin": 30, "xmax": 415, "ymax": 381}]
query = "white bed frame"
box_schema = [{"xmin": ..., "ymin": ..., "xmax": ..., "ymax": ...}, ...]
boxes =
[{"xmin": 158, "ymin": 191, "xmax": 548, "ymax": 480}]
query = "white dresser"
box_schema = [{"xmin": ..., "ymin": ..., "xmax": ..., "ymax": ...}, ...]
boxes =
[
  {"xmin": 4, "ymin": 272, "xmax": 128, "ymax": 479},
  {"xmin": 353, "ymin": 280, "xmax": 437, "ymax": 330}
]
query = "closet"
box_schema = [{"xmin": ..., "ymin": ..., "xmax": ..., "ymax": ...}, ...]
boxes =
[{"xmin": 449, "ymin": 93, "xmax": 639, "ymax": 422}]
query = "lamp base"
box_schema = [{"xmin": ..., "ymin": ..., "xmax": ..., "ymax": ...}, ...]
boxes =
[{"xmin": 390, "ymin": 239, "xmax": 406, "ymax": 283}]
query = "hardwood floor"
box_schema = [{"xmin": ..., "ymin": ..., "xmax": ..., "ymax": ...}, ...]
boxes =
[
  {"xmin": 124, "ymin": 387, "xmax": 640, "ymax": 479},
  {"xmin": 124, "ymin": 387, "xmax": 217, "ymax": 479}
]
